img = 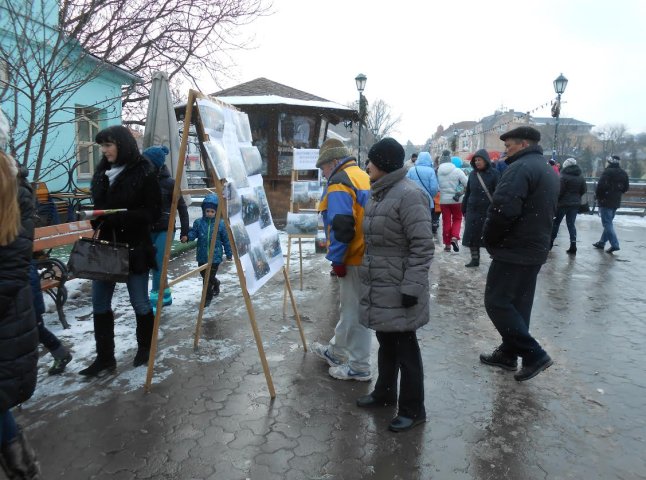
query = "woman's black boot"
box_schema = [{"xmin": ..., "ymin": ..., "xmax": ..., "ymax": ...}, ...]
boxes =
[
  {"xmin": 79, "ymin": 311, "xmax": 116, "ymax": 376},
  {"xmin": 133, "ymin": 311, "xmax": 155, "ymax": 367}
]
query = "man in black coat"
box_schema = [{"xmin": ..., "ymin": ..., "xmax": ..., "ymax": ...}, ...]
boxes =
[
  {"xmin": 480, "ymin": 126, "xmax": 559, "ymax": 382},
  {"xmin": 593, "ymin": 155, "xmax": 629, "ymax": 253}
]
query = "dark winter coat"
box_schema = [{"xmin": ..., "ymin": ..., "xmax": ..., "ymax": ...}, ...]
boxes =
[
  {"xmin": 461, "ymin": 149, "xmax": 500, "ymax": 247},
  {"xmin": 595, "ymin": 164, "xmax": 629, "ymax": 209},
  {"xmin": 557, "ymin": 164, "xmax": 587, "ymax": 208},
  {"xmin": 359, "ymin": 168, "xmax": 434, "ymax": 332},
  {"xmin": 151, "ymin": 164, "xmax": 189, "ymax": 236},
  {"xmin": 187, "ymin": 193, "xmax": 232, "ymax": 265},
  {"xmin": 0, "ymin": 172, "xmax": 39, "ymax": 411},
  {"xmin": 482, "ymin": 144, "xmax": 559, "ymax": 265},
  {"xmin": 91, "ymin": 152, "xmax": 161, "ymax": 275}
]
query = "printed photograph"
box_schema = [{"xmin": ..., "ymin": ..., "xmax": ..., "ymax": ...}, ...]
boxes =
[
  {"xmin": 249, "ymin": 246, "xmax": 271, "ymax": 281},
  {"xmin": 204, "ymin": 141, "xmax": 231, "ymax": 181},
  {"xmin": 292, "ymin": 182, "xmax": 309, "ymax": 204},
  {"xmin": 307, "ymin": 181, "xmax": 323, "ymax": 202},
  {"xmin": 235, "ymin": 111, "xmax": 252, "ymax": 143},
  {"xmin": 230, "ymin": 221, "xmax": 251, "ymax": 257},
  {"xmin": 227, "ymin": 149, "xmax": 250, "ymax": 188},
  {"xmin": 285, "ymin": 212, "xmax": 318, "ymax": 235},
  {"xmin": 241, "ymin": 191, "xmax": 261, "ymax": 226},
  {"xmin": 240, "ymin": 146, "xmax": 263, "ymax": 176},
  {"xmin": 261, "ymin": 232, "xmax": 282, "ymax": 259},
  {"xmin": 254, "ymin": 186, "xmax": 272, "ymax": 229},
  {"xmin": 197, "ymin": 101, "xmax": 225, "ymax": 138},
  {"xmin": 227, "ymin": 183, "xmax": 242, "ymax": 217}
]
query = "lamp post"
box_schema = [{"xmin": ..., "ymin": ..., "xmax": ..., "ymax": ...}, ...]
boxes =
[
  {"xmin": 551, "ymin": 73, "xmax": 568, "ymax": 161},
  {"xmin": 355, "ymin": 73, "xmax": 367, "ymax": 168},
  {"xmin": 452, "ymin": 128, "xmax": 459, "ymax": 154}
]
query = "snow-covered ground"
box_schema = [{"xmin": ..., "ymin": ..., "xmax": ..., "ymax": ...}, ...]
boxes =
[
  {"xmin": 28, "ymin": 228, "xmax": 321, "ymax": 417},
  {"xmin": 26, "ymin": 213, "xmax": 645, "ymax": 417}
]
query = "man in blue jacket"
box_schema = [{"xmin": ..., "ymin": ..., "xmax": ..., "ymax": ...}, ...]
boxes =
[{"xmin": 480, "ymin": 126, "xmax": 559, "ymax": 382}]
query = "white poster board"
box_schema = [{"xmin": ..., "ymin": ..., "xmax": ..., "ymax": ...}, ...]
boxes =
[
  {"xmin": 293, "ymin": 148, "xmax": 319, "ymax": 170},
  {"xmin": 197, "ymin": 98, "xmax": 284, "ymax": 295}
]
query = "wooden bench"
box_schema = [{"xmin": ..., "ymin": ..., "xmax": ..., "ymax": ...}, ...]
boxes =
[{"xmin": 34, "ymin": 220, "xmax": 94, "ymax": 328}]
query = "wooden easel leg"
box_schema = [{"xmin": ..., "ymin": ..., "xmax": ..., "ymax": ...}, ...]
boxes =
[
  {"xmin": 242, "ymin": 291, "xmax": 276, "ymax": 398},
  {"xmin": 283, "ymin": 267, "xmax": 307, "ymax": 351},
  {"xmin": 282, "ymin": 236, "xmax": 292, "ymax": 314}
]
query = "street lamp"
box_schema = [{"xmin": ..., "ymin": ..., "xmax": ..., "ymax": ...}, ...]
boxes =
[
  {"xmin": 452, "ymin": 128, "xmax": 459, "ymax": 154},
  {"xmin": 355, "ymin": 73, "xmax": 367, "ymax": 168},
  {"xmin": 551, "ymin": 73, "xmax": 568, "ymax": 161}
]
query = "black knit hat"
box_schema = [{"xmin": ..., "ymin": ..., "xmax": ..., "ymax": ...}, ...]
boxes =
[
  {"xmin": 499, "ymin": 126, "xmax": 541, "ymax": 142},
  {"xmin": 368, "ymin": 137, "xmax": 405, "ymax": 173}
]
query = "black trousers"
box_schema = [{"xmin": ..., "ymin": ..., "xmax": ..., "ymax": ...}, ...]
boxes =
[
  {"xmin": 373, "ymin": 331, "xmax": 425, "ymax": 419},
  {"xmin": 198, "ymin": 262, "xmax": 220, "ymax": 291},
  {"xmin": 484, "ymin": 259, "xmax": 546, "ymax": 362}
]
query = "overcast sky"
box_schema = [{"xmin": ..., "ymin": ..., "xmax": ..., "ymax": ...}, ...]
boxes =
[{"xmin": 200, "ymin": 0, "xmax": 646, "ymax": 146}]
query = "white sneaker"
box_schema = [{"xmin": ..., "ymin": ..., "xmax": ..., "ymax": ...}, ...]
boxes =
[
  {"xmin": 310, "ymin": 341, "xmax": 343, "ymax": 367},
  {"xmin": 329, "ymin": 364, "xmax": 372, "ymax": 381}
]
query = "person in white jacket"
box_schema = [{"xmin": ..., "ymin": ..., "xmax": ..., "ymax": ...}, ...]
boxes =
[{"xmin": 436, "ymin": 150, "xmax": 468, "ymax": 252}]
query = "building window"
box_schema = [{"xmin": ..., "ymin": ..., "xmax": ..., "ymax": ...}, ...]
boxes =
[{"xmin": 76, "ymin": 107, "xmax": 101, "ymax": 179}]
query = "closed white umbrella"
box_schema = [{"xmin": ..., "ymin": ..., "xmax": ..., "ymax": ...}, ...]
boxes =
[{"xmin": 143, "ymin": 71, "xmax": 191, "ymax": 205}]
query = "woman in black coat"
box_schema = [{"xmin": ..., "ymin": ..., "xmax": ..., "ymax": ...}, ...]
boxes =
[
  {"xmin": 0, "ymin": 150, "xmax": 41, "ymax": 477},
  {"xmin": 461, "ymin": 149, "xmax": 500, "ymax": 267},
  {"xmin": 79, "ymin": 126, "xmax": 161, "ymax": 377},
  {"xmin": 550, "ymin": 157, "xmax": 587, "ymax": 254}
]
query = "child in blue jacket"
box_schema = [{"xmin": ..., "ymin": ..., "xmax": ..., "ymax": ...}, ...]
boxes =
[{"xmin": 187, "ymin": 193, "xmax": 232, "ymax": 306}]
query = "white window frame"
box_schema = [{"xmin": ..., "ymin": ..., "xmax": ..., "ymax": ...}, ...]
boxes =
[{"xmin": 75, "ymin": 107, "xmax": 101, "ymax": 180}]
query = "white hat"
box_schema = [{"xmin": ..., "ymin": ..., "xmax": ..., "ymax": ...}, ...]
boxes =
[{"xmin": 562, "ymin": 158, "xmax": 577, "ymax": 169}]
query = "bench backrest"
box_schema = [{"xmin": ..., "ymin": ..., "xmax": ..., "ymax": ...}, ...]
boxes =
[{"xmin": 34, "ymin": 220, "xmax": 94, "ymax": 251}]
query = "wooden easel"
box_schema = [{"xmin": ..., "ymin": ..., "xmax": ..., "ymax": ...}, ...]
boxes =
[
  {"xmin": 145, "ymin": 89, "xmax": 307, "ymax": 397},
  {"xmin": 282, "ymin": 151, "xmax": 322, "ymax": 312}
]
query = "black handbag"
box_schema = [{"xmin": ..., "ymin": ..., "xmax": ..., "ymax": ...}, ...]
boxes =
[
  {"xmin": 578, "ymin": 199, "xmax": 591, "ymax": 214},
  {"xmin": 67, "ymin": 229, "xmax": 129, "ymax": 282}
]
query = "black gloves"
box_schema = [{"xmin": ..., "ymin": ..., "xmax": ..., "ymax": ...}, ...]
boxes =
[{"xmin": 402, "ymin": 294, "xmax": 418, "ymax": 308}]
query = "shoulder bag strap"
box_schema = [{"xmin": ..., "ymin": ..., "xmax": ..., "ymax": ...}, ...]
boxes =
[
  {"xmin": 414, "ymin": 167, "xmax": 433, "ymax": 197},
  {"xmin": 476, "ymin": 172, "xmax": 493, "ymax": 203}
]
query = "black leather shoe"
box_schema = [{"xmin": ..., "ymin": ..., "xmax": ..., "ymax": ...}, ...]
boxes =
[
  {"xmin": 388, "ymin": 415, "xmax": 426, "ymax": 432},
  {"xmin": 78, "ymin": 357, "xmax": 116, "ymax": 377},
  {"xmin": 480, "ymin": 348, "xmax": 517, "ymax": 371},
  {"xmin": 514, "ymin": 354, "xmax": 553, "ymax": 382},
  {"xmin": 356, "ymin": 394, "xmax": 396, "ymax": 408},
  {"xmin": 592, "ymin": 242, "xmax": 605, "ymax": 249}
]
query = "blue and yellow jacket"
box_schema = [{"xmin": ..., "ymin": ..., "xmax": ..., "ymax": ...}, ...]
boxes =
[{"xmin": 318, "ymin": 157, "xmax": 370, "ymax": 266}]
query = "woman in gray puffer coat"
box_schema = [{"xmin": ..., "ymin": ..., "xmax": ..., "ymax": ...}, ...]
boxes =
[{"xmin": 358, "ymin": 138, "xmax": 434, "ymax": 433}]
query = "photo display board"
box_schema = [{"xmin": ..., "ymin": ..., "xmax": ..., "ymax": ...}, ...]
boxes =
[{"xmin": 197, "ymin": 98, "xmax": 284, "ymax": 295}]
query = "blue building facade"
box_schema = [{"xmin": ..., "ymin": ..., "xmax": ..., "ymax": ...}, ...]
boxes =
[{"xmin": 0, "ymin": 0, "xmax": 140, "ymax": 191}]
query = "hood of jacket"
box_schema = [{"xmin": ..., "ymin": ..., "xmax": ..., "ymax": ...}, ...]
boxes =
[
  {"xmin": 415, "ymin": 152, "xmax": 433, "ymax": 167},
  {"xmin": 202, "ymin": 193, "xmax": 219, "ymax": 215},
  {"xmin": 561, "ymin": 164, "xmax": 582, "ymax": 176},
  {"xmin": 437, "ymin": 162, "xmax": 456, "ymax": 175},
  {"xmin": 470, "ymin": 149, "xmax": 492, "ymax": 169}
]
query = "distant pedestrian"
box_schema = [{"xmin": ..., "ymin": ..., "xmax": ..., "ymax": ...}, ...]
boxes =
[
  {"xmin": 142, "ymin": 145, "xmax": 190, "ymax": 311},
  {"xmin": 593, "ymin": 155, "xmax": 629, "ymax": 254},
  {"xmin": 357, "ymin": 137, "xmax": 434, "ymax": 433},
  {"xmin": 406, "ymin": 151, "xmax": 438, "ymax": 210},
  {"xmin": 403, "ymin": 152, "xmax": 418, "ymax": 171},
  {"xmin": 437, "ymin": 150, "xmax": 468, "ymax": 252},
  {"xmin": 461, "ymin": 149, "xmax": 500, "ymax": 267},
  {"xmin": 187, "ymin": 193, "xmax": 232, "ymax": 307},
  {"xmin": 480, "ymin": 126, "xmax": 559, "ymax": 382},
  {"xmin": 550, "ymin": 157, "xmax": 587, "ymax": 254},
  {"xmin": 311, "ymin": 138, "xmax": 372, "ymax": 381}
]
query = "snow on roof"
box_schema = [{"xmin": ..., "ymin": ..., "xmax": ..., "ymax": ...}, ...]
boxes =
[{"xmin": 215, "ymin": 95, "xmax": 353, "ymax": 112}]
